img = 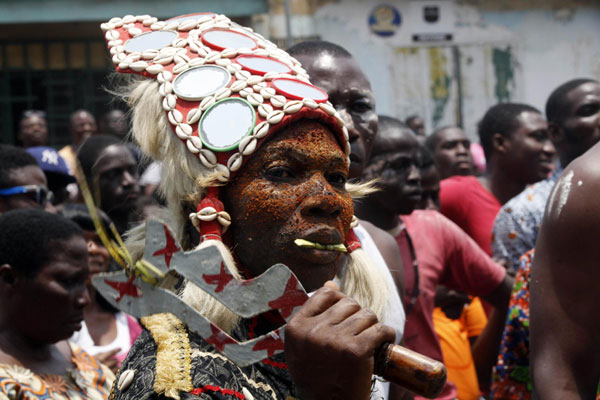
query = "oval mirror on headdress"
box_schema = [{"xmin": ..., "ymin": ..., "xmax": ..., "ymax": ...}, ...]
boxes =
[
  {"xmin": 124, "ymin": 30, "xmax": 178, "ymax": 53},
  {"xmin": 201, "ymin": 29, "xmax": 257, "ymax": 51},
  {"xmin": 236, "ymin": 55, "xmax": 292, "ymax": 76},
  {"xmin": 173, "ymin": 65, "xmax": 232, "ymax": 101},
  {"xmin": 199, "ymin": 98, "xmax": 256, "ymax": 151},
  {"xmin": 272, "ymin": 78, "xmax": 328, "ymax": 102},
  {"xmin": 166, "ymin": 12, "xmax": 215, "ymax": 24}
]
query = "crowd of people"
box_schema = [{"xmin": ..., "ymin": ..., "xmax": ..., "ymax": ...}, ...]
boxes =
[{"xmin": 0, "ymin": 12, "xmax": 599, "ymax": 400}]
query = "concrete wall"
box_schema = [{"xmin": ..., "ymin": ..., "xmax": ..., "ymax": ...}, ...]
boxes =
[{"xmin": 311, "ymin": 0, "xmax": 600, "ymax": 140}]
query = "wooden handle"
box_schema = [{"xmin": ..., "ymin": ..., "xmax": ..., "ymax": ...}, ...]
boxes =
[{"xmin": 374, "ymin": 343, "xmax": 447, "ymax": 399}]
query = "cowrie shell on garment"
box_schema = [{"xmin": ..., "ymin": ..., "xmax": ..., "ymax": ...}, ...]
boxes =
[
  {"xmin": 270, "ymin": 95, "xmax": 286, "ymax": 108},
  {"xmin": 200, "ymin": 96, "xmax": 216, "ymax": 111},
  {"xmin": 283, "ymin": 100, "xmax": 303, "ymax": 114},
  {"xmin": 266, "ymin": 110, "xmax": 284, "ymax": 124},
  {"xmin": 253, "ymin": 121, "xmax": 270, "ymax": 139},
  {"xmin": 186, "ymin": 139, "xmax": 200, "ymax": 154},
  {"xmin": 118, "ymin": 369, "xmax": 135, "ymax": 391},
  {"xmin": 227, "ymin": 153, "xmax": 243, "ymax": 172},
  {"xmin": 230, "ymin": 80, "xmax": 247, "ymax": 92},
  {"xmin": 168, "ymin": 109, "xmax": 183, "ymax": 124},
  {"xmin": 186, "ymin": 109, "xmax": 202, "ymax": 125},
  {"xmin": 189, "ymin": 135, "xmax": 203, "ymax": 150}
]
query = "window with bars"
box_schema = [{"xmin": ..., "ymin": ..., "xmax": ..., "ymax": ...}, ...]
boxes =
[{"xmin": 0, "ymin": 38, "xmax": 118, "ymax": 147}]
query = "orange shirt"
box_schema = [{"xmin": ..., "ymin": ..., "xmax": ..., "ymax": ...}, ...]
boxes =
[{"xmin": 433, "ymin": 297, "xmax": 487, "ymax": 400}]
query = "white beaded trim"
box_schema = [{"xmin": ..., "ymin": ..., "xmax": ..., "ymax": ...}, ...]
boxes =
[{"xmin": 104, "ymin": 13, "xmax": 351, "ymax": 186}]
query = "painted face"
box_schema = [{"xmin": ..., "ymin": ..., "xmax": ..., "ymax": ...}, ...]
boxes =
[
  {"xmin": 83, "ymin": 230, "xmax": 111, "ymax": 276},
  {"xmin": 70, "ymin": 111, "xmax": 97, "ymax": 146},
  {"xmin": 19, "ymin": 115, "xmax": 48, "ymax": 148},
  {"xmin": 560, "ymin": 82, "xmax": 600, "ymax": 163},
  {"xmin": 10, "ymin": 235, "xmax": 90, "ymax": 343},
  {"xmin": 224, "ymin": 120, "xmax": 353, "ymax": 292},
  {"xmin": 432, "ymin": 127, "xmax": 473, "ymax": 179},
  {"xmin": 364, "ymin": 129, "xmax": 421, "ymax": 215},
  {"xmin": 0, "ymin": 165, "xmax": 49, "ymax": 213},
  {"xmin": 95, "ymin": 144, "xmax": 140, "ymax": 215},
  {"xmin": 505, "ymin": 111, "xmax": 555, "ymax": 184},
  {"xmin": 418, "ymin": 166, "xmax": 440, "ymax": 211},
  {"xmin": 295, "ymin": 52, "xmax": 376, "ymax": 179}
]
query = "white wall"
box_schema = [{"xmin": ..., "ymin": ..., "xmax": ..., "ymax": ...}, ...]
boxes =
[{"xmin": 312, "ymin": 0, "xmax": 600, "ymax": 140}]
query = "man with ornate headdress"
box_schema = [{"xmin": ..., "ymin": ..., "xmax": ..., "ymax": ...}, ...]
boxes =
[{"xmin": 96, "ymin": 13, "xmax": 412, "ymax": 400}]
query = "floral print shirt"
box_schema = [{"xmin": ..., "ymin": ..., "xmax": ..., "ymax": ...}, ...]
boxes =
[
  {"xmin": 0, "ymin": 342, "xmax": 114, "ymax": 400},
  {"xmin": 491, "ymin": 164, "xmax": 562, "ymax": 275}
]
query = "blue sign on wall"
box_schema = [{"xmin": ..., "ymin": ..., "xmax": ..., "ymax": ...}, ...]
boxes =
[{"xmin": 368, "ymin": 4, "xmax": 401, "ymax": 37}]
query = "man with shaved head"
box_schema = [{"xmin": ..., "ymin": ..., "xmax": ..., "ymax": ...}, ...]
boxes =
[{"xmin": 425, "ymin": 125, "xmax": 473, "ymax": 179}]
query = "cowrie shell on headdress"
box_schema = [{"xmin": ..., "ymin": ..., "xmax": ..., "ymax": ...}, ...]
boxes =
[
  {"xmin": 143, "ymin": 17, "xmax": 157, "ymax": 26},
  {"xmin": 205, "ymin": 51, "xmax": 221, "ymax": 63},
  {"xmin": 186, "ymin": 108, "xmax": 202, "ymax": 125},
  {"xmin": 247, "ymin": 93, "xmax": 264, "ymax": 106},
  {"xmin": 141, "ymin": 49, "xmax": 159, "ymax": 59},
  {"xmin": 266, "ymin": 110, "xmax": 284, "ymax": 124},
  {"xmin": 176, "ymin": 123, "xmax": 193, "ymax": 138},
  {"xmin": 128, "ymin": 27, "xmax": 143, "ymax": 37},
  {"xmin": 221, "ymin": 48, "xmax": 238, "ymax": 58},
  {"xmin": 174, "ymin": 125, "xmax": 189, "ymax": 140},
  {"xmin": 172, "ymin": 63, "xmax": 189, "ymax": 75},
  {"xmin": 174, "ymin": 53, "xmax": 191, "ymax": 64},
  {"xmin": 283, "ymin": 100, "xmax": 303, "ymax": 114},
  {"xmin": 302, "ymin": 98, "xmax": 318, "ymax": 109},
  {"xmin": 159, "ymin": 82, "xmax": 173, "ymax": 96},
  {"xmin": 118, "ymin": 62, "xmax": 129, "ymax": 70},
  {"xmin": 252, "ymin": 82, "xmax": 267, "ymax": 92},
  {"xmin": 253, "ymin": 121, "xmax": 270, "ymax": 139},
  {"xmin": 122, "ymin": 15, "xmax": 136, "ymax": 24},
  {"xmin": 117, "ymin": 369, "xmax": 135, "ymax": 391},
  {"xmin": 108, "ymin": 39, "xmax": 123, "ymax": 47},
  {"xmin": 168, "ymin": 109, "xmax": 183, "ymax": 125},
  {"xmin": 260, "ymin": 87, "xmax": 276, "ymax": 99},
  {"xmin": 101, "ymin": 22, "xmax": 115, "ymax": 31},
  {"xmin": 246, "ymin": 76, "xmax": 263, "ymax": 86},
  {"xmin": 130, "ymin": 60, "xmax": 148, "ymax": 72},
  {"xmin": 214, "ymin": 88, "xmax": 232, "ymax": 101},
  {"xmin": 238, "ymin": 88, "xmax": 252, "ymax": 98},
  {"xmin": 186, "ymin": 139, "xmax": 200, "ymax": 153},
  {"xmin": 319, "ymin": 102, "xmax": 336, "ymax": 116},
  {"xmin": 215, "ymin": 58, "xmax": 231, "ymax": 67},
  {"xmin": 154, "ymin": 53, "xmax": 174, "ymax": 65},
  {"xmin": 258, "ymin": 104, "xmax": 273, "ymax": 118},
  {"xmin": 270, "ymin": 95, "xmax": 286, "ymax": 108},
  {"xmin": 200, "ymin": 96, "xmax": 215, "ymax": 111},
  {"xmin": 162, "ymin": 94, "xmax": 176, "ymax": 111},
  {"xmin": 165, "ymin": 22, "xmax": 180, "ymax": 32},
  {"xmin": 235, "ymin": 70, "xmax": 251, "ymax": 81},
  {"xmin": 216, "ymin": 164, "xmax": 230, "ymax": 182},
  {"xmin": 227, "ymin": 153, "xmax": 243, "ymax": 172},
  {"xmin": 105, "ymin": 30, "xmax": 120, "ymax": 41},
  {"xmin": 342, "ymin": 126, "xmax": 349, "ymax": 141},
  {"xmin": 252, "ymin": 48, "xmax": 270, "ymax": 57},
  {"xmin": 189, "ymin": 58, "xmax": 205, "ymax": 67},
  {"xmin": 151, "ymin": 22, "xmax": 165, "ymax": 30},
  {"xmin": 217, "ymin": 212, "xmax": 232, "ymax": 227},
  {"xmin": 241, "ymin": 137, "xmax": 258, "ymax": 156},
  {"xmin": 230, "ymin": 80, "xmax": 247, "ymax": 92},
  {"xmin": 157, "ymin": 71, "xmax": 172, "ymax": 83},
  {"xmin": 200, "ymin": 149, "xmax": 217, "ymax": 165},
  {"xmin": 178, "ymin": 20, "xmax": 198, "ymax": 31},
  {"xmin": 189, "ymin": 135, "xmax": 203, "ymax": 149},
  {"xmin": 109, "ymin": 17, "xmax": 123, "ymax": 26}
]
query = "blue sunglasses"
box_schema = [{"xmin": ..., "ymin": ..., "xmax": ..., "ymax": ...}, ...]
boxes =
[{"xmin": 0, "ymin": 185, "xmax": 54, "ymax": 207}]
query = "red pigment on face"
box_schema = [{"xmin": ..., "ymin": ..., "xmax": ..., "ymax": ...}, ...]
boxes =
[{"xmin": 223, "ymin": 120, "xmax": 352, "ymax": 292}]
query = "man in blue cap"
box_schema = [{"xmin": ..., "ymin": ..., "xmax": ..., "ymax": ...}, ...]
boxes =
[{"xmin": 26, "ymin": 146, "xmax": 76, "ymax": 206}]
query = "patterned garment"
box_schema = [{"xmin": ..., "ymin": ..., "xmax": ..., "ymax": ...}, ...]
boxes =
[
  {"xmin": 491, "ymin": 250, "xmax": 534, "ymax": 399},
  {"xmin": 113, "ymin": 313, "xmax": 386, "ymax": 400},
  {"xmin": 0, "ymin": 343, "xmax": 115, "ymax": 400},
  {"xmin": 491, "ymin": 164, "xmax": 562, "ymax": 275}
]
